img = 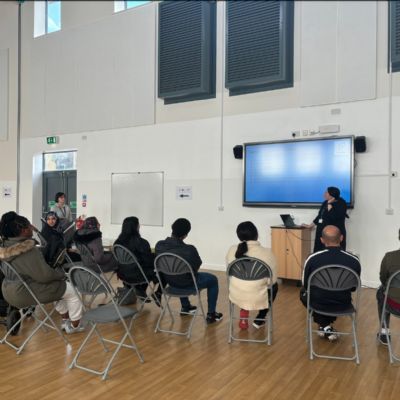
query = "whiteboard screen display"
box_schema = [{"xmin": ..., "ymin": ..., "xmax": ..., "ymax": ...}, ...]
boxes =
[{"xmin": 111, "ymin": 172, "xmax": 164, "ymax": 226}]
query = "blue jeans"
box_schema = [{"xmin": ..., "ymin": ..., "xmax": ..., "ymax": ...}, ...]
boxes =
[{"xmin": 180, "ymin": 272, "xmax": 219, "ymax": 314}]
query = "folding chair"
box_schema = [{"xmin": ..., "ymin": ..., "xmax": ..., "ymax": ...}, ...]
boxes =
[
  {"xmin": 75, "ymin": 242, "xmax": 116, "ymax": 285},
  {"xmin": 306, "ymin": 264, "xmax": 361, "ymax": 364},
  {"xmin": 112, "ymin": 244, "xmax": 160, "ymax": 309},
  {"xmin": 226, "ymin": 257, "xmax": 274, "ymax": 345},
  {"xmin": 0, "ymin": 260, "xmax": 69, "ymax": 354},
  {"xmin": 68, "ymin": 265, "xmax": 143, "ymax": 380},
  {"xmin": 379, "ymin": 270, "xmax": 400, "ymax": 363},
  {"xmin": 154, "ymin": 253, "xmax": 207, "ymax": 339}
]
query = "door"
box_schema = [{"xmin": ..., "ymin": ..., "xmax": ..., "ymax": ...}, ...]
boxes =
[{"xmin": 42, "ymin": 170, "xmax": 77, "ymax": 221}]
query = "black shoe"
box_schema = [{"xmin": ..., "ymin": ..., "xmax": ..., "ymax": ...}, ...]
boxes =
[
  {"xmin": 252, "ymin": 319, "xmax": 266, "ymax": 329},
  {"xmin": 377, "ymin": 332, "xmax": 391, "ymax": 346},
  {"xmin": 324, "ymin": 326, "xmax": 338, "ymax": 342},
  {"xmin": 206, "ymin": 312, "xmax": 223, "ymax": 324},
  {"xmin": 180, "ymin": 305, "xmax": 197, "ymax": 315}
]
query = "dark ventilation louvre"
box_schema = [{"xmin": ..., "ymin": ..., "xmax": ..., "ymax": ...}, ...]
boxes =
[
  {"xmin": 158, "ymin": 1, "xmax": 216, "ymax": 104},
  {"xmin": 226, "ymin": 1, "xmax": 294, "ymax": 96},
  {"xmin": 390, "ymin": 1, "xmax": 400, "ymax": 72}
]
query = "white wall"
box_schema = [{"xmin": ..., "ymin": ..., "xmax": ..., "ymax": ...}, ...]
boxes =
[
  {"xmin": 1, "ymin": 1, "xmax": 400, "ymax": 288},
  {"xmin": 0, "ymin": 1, "xmax": 18, "ymax": 215}
]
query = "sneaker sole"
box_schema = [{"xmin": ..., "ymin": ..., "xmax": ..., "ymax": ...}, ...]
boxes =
[{"xmin": 252, "ymin": 322, "xmax": 265, "ymax": 329}]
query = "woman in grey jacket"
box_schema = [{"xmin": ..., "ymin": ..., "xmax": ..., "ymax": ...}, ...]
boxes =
[{"xmin": 0, "ymin": 212, "xmax": 83, "ymax": 333}]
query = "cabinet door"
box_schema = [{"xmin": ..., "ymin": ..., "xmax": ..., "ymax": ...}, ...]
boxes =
[
  {"xmin": 271, "ymin": 228, "xmax": 287, "ymax": 278},
  {"xmin": 285, "ymin": 229, "xmax": 304, "ymax": 280}
]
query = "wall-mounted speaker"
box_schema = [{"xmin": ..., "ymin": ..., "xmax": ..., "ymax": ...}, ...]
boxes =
[
  {"xmin": 233, "ymin": 145, "xmax": 243, "ymax": 159},
  {"xmin": 355, "ymin": 136, "xmax": 366, "ymax": 153}
]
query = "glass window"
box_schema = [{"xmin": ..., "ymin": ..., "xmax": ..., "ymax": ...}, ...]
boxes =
[
  {"xmin": 34, "ymin": 1, "xmax": 61, "ymax": 37},
  {"xmin": 114, "ymin": 1, "xmax": 150, "ymax": 13},
  {"xmin": 47, "ymin": 1, "xmax": 61, "ymax": 34},
  {"xmin": 43, "ymin": 151, "xmax": 77, "ymax": 172}
]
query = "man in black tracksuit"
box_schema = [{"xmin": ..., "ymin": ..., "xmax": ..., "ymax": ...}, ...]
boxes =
[{"xmin": 301, "ymin": 225, "xmax": 361, "ymax": 340}]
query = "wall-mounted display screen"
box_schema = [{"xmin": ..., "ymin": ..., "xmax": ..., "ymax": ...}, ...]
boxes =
[{"xmin": 243, "ymin": 136, "xmax": 354, "ymax": 207}]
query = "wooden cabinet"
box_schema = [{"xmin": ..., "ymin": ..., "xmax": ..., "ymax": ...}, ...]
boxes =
[{"xmin": 271, "ymin": 227, "xmax": 312, "ymax": 281}]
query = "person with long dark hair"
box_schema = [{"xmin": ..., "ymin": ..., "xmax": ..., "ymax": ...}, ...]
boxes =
[
  {"xmin": 0, "ymin": 212, "xmax": 83, "ymax": 333},
  {"xmin": 226, "ymin": 221, "xmax": 278, "ymax": 329},
  {"xmin": 114, "ymin": 216, "xmax": 161, "ymax": 301}
]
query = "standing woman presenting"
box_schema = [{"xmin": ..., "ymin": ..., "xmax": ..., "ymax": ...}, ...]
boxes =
[
  {"xmin": 304, "ymin": 187, "xmax": 348, "ymax": 252},
  {"xmin": 50, "ymin": 192, "xmax": 73, "ymax": 228}
]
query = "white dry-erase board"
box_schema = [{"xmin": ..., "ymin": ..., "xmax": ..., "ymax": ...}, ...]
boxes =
[{"xmin": 111, "ymin": 172, "xmax": 164, "ymax": 226}]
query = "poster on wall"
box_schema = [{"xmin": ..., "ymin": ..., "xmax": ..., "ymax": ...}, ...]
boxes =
[{"xmin": 2, "ymin": 186, "xmax": 12, "ymax": 199}]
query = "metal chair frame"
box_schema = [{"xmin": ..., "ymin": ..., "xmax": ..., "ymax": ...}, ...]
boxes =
[
  {"xmin": 380, "ymin": 269, "xmax": 400, "ymax": 364},
  {"xmin": 68, "ymin": 265, "xmax": 143, "ymax": 380},
  {"xmin": 75, "ymin": 241, "xmax": 116, "ymax": 284},
  {"xmin": 154, "ymin": 253, "xmax": 207, "ymax": 339},
  {"xmin": 306, "ymin": 264, "xmax": 361, "ymax": 364},
  {"xmin": 226, "ymin": 257, "xmax": 274, "ymax": 345},
  {"xmin": 112, "ymin": 244, "xmax": 160, "ymax": 309},
  {"xmin": 0, "ymin": 260, "xmax": 69, "ymax": 354}
]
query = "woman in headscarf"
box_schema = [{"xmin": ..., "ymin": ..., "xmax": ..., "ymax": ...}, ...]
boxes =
[
  {"xmin": 40, "ymin": 211, "xmax": 65, "ymax": 267},
  {"xmin": 304, "ymin": 186, "xmax": 348, "ymax": 252}
]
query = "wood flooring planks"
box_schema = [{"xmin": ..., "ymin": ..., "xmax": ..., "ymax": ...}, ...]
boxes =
[{"xmin": 0, "ymin": 271, "xmax": 400, "ymax": 400}]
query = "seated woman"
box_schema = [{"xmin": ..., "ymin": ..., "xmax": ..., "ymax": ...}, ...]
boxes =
[
  {"xmin": 73, "ymin": 216, "xmax": 118, "ymax": 273},
  {"xmin": 41, "ymin": 212, "xmax": 80, "ymax": 267},
  {"xmin": 226, "ymin": 221, "xmax": 278, "ymax": 330},
  {"xmin": 0, "ymin": 211, "xmax": 84, "ymax": 333},
  {"xmin": 114, "ymin": 216, "xmax": 161, "ymax": 302}
]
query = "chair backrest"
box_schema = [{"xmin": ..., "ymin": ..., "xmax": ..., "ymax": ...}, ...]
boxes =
[
  {"xmin": 75, "ymin": 242, "xmax": 95, "ymax": 262},
  {"xmin": 227, "ymin": 257, "xmax": 272, "ymax": 282},
  {"xmin": 68, "ymin": 265, "xmax": 110, "ymax": 297},
  {"xmin": 112, "ymin": 244, "xmax": 147, "ymax": 282},
  {"xmin": 387, "ymin": 269, "xmax": 400, "ymax": 290},
  {"xmin": 0, "ymin": 260, "xmax": 45, "ymax": 307},
  {"xmin": 307, "ymin": 264, "xmax": 360, "ymax": 292},
  {"xmin": 34, "ymin": 231, "xmax": 48, "ymax": 249},
  {"xmin": 154, "ymin": 253, "xmax": 198, "ymax": 290}
]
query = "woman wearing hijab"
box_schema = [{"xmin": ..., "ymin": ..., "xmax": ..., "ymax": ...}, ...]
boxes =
[
  {"xmin": 40, "ymin": 211, "xmax": 66, "ymax": 267},
  {"xmin": 304, "ymin": 186, "xmax": 348, "ymax": 252}
]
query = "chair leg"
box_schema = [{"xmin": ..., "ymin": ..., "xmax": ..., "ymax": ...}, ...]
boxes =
[
  {"xmin": 102, "ymin": 317, "xmax": 143, "ymax": 380},
  {"xmin": 383, "ymin": 317, "xmax": 394, "ymax": 364},
  {"xmin": 69, "ymin": 323, "xmax": 97, "ymax": 369},
  {"xmin": 228, "ymin": 302, "xmax": 233, "ymax": 344},
  {"xmin": 308, "ymin": 312, "xmax": 314, "ymax": 360},
  {"xmin": 351, "ymin": 315, "xmax": 360, "ymax": 365},
  {"xmin": 154, "ymin": 294, "xmax": 170, "ymax": 333}
]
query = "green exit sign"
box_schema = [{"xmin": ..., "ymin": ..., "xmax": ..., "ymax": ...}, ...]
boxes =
[{"xmin": 46, "ymin": 136, "xmax": 58, "ymax": 145}]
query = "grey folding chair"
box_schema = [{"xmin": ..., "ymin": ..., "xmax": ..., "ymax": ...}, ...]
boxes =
[
  {"xmin": 226, "ymin": 257, "xmax": 274, "ymax": 345},
  {"xmin": 0, "ymin": 260, "xmax": 69, "ymax": 354},
  {"xmin": 68, "ymin": 265, "xmax": 144, "ymax": 380},
  {"xmin": 112, "ymin": 244, "xmax": 160, "ymax": 309},
  {"xmin": 379, "ymin": 270, "xmax": 400, "ymax": 364},
  {"xmin": 75, "ymin": 242, "xmax": 116, "ymax": 284},
  {"xmin": 154, "ymin": 253, "xmax": 207, "ymax": 339},
  {"xmin": 306, "ymin": 264, "xmax": 361, "ymax": 364}
]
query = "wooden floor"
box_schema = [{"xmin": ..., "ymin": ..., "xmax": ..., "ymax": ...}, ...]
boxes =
[{"xmin": 1, "ymin": 270, "xmax": 400, "ymax": 400}]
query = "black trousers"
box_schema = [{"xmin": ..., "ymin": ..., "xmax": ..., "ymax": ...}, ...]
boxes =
[{"xmin": 253, "ymin": 283, "xmax": 279, "ymax": 319}]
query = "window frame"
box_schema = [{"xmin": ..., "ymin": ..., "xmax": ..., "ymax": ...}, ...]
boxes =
[{"xmin": 225, "ymin": 0, "xmax": 295, "ymax": 96}]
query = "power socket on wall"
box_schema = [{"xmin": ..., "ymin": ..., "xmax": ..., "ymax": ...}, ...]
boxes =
[{"xmin": 386, "ymin": 208, "xmax": 394, "ymax": 215}]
